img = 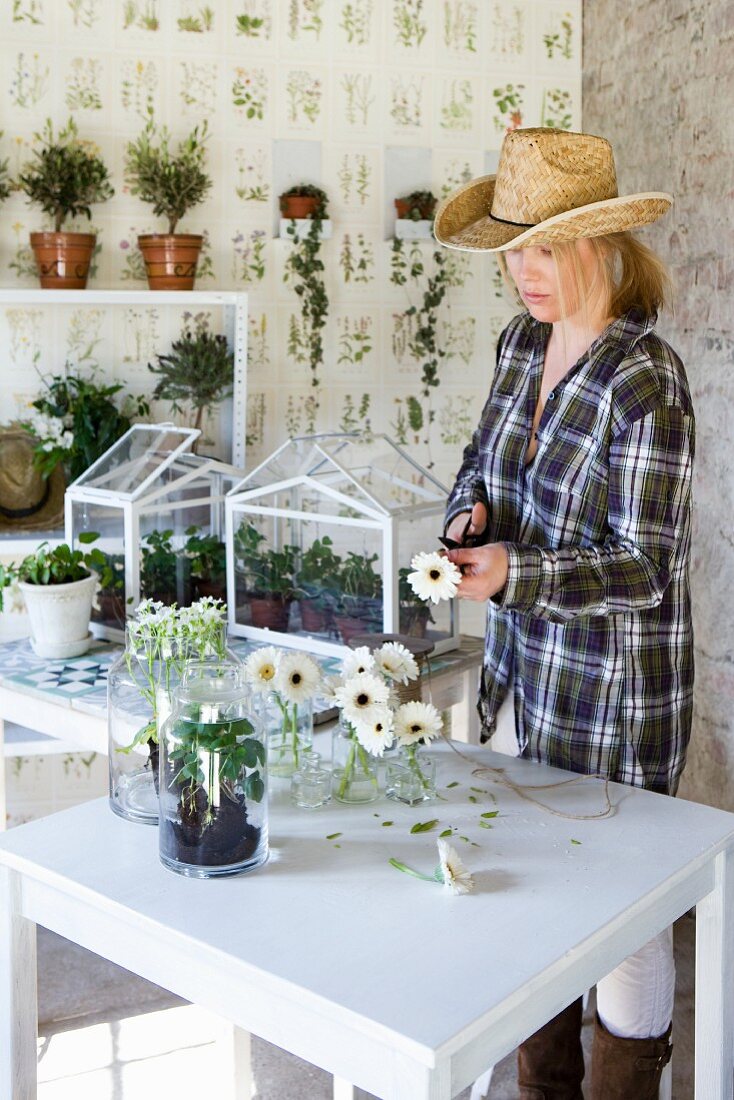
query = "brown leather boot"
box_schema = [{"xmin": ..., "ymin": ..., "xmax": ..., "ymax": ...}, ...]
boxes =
[
  {"xmin": 590, "ymin": 1013, "xmax": 672, "ymax": 1099},
  {"xmin": 517, "ymin": 997, "xmax": 585, "ymax": 1099}
]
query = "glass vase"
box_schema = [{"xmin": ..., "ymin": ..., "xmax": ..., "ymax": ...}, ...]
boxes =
[
  {"xmin": 159, "ymin": 662, "xmax": 267, "ymax": 878},
  {"xmin": 331, "ymin": 723, "xmax": 380, "ymax": 804},
  {"xmin": 108, "ymin": 621, "xmax": 241, "ymax": 825},
  {"xmin": 385, "ymin": 745, "xmax": 436, "ymax": 805},
  {"xmin": 260, "ymin": 693, "xmax": 314, "ymax": 778},
  {"xmin": 291, "ymin": 750, "xmax": 332, "ymax": 809}
]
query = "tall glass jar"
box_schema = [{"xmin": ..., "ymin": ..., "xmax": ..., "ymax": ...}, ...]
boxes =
[
  {"xmin": 159, "ymin": 662, "xmax": 267, "ymax": 878},
  {"xmin": 108, "ymin": 620, "xmax": 241, "ymax": 825},
  {"xmin": 259, "ymin": 692, "xmax": 314, "ymax": 779},
  {"xmin": 331, "ymin": 723, "xmax": 379, "ymax": 804}
]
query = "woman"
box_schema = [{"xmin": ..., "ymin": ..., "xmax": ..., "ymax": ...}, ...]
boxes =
[{"xmin": 435, "ymin": 128, "xmax": 694, "ymax": 1099}]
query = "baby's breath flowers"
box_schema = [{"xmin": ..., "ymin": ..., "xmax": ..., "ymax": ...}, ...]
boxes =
[
  {"xmin": 244, "ymin": 646, "xmax": 324, "ymax": 774},
  {"xmin": 407, "ymin": 551, "xmax": 462, "ymax": 604},
  {"xmin": 389, "ymin": 838, "xmax": 474, "ymax": 895}
]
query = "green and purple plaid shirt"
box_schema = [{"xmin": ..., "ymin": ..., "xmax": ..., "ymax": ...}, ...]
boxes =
[{"xmin": 447, "ymin": 309, "xmax": 695, "ymax": 794}]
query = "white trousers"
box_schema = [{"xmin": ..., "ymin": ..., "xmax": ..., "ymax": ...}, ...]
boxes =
[{"xmin": 492, "ymin": 690, "xmax": 675, "ymax": 1040}]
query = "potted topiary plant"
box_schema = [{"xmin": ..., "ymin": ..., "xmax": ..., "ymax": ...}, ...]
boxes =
[
  {"xmin": 185, "ymin": 525, "xmax": 227, "ymax": 602},
  {"xmin": 124, "ymin": 114, "xmax": 212, "ymax": 290},
  {"xmin": 394, "ymin": 189, "xmax": 437, "ymax": 221},
  {"xmin": 148, "ymin": 330, "xmax": 234, "ymax": 441},
  {"xmin": 279, "ymin": 183, "xmax": 328, "ymax": 220},
  {"xmin": 283, "ymin": 186, "xmax": 329, "ymax": 389},
  {"xmin": 335, "ymin": 550, "xmax": 383, "ymax": 643},
  {"xmin": 17, "ymin": 117, "xmax": 114, "ymax": 289},
  {"xmin": 297, "ymin": 535, "xmax": 342, "ymax": 634},
  {"xmin": 233, "ymin": 523, "xmax": 300, "ymax": 632},
  {"xmin": 0, "ymin": 533, "xmax": 112, "ymax": 658}
]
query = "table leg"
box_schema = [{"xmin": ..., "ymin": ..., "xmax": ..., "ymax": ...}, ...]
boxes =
[
  {"xmin": 333, "ymin": 1077, "xmax": 355, "ymax": 1099},
  {"xmin": 695, "ymin": 846, "xmax": 734, "ymax": 1098},
  {"xmin": 0, "ymin": 865, "xmax": 38, "ymax": 1100},
  {"xmin": 451, "ymin": 669, "xmax": 481, "ymax": 745},
  {"xmin": 227, "ymin": 1025, "xmax": 253, "ymax": 1099},
  {"xmin": 0, "ymin": 716, "xmax": 7, "ymax": 832}
]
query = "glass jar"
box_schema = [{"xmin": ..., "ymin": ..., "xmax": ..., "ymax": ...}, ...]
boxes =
[
  {"xmin": 260, "ymin": 692, "xmax": 314, "ymax": 779},
  {"xmin": 331, "ymin": 723, "xmax": 380, "ymax": 804},
  {"xmin": 385, "ymin": 745, "xmax": 436, "ymax": 805},
  {"xmin": 159, "ymin": 662, "xmax": 267, "ymax": 878},
  {"xmin": 108, "ymin": 620, "xmax": 241, "ymax": 825},
  {"xmin": 291, "ymin": 750, "xmax": 331, "ymax": 809}
]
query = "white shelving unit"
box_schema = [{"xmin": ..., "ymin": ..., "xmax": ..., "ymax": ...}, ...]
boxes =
[{"xmin": 0, "ymin": 288, "xmax": 248, "ymax": 555}]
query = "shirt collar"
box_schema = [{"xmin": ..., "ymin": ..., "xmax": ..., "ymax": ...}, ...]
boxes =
[{"xmin": 524, "ymin": 307, "xmax": 657, "ymax": 358}]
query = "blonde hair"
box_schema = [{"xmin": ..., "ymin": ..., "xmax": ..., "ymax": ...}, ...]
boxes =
[{"xmin": 497, "ymin": 232, "xmax": 672, "ymax": 321}]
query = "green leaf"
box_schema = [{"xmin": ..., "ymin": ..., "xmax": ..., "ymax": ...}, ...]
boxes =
[
  {"xmin": 381, "ymin": 821, "xmax": 394, "ymax": 827},
  {"xmin": 439, "ymin": 828, "xmax": 454, "ymax": 838},
  {"xmin": 244, "ymin": 771, "xmax": 264, "ymax": 803},
  {"xmin": 410, "ymin": 819, "xmax": 438, "ymax": 834},
  {"xmin": 470, "ymin": 786, "xmax": 488, "ymax": 794},
  {"xmin": 326, "ymin": 832, "xmax": 342, "ymax": 840},
  {"xmin": 77, "ymin": 530, "xmax": 100, "ymax": 544},
  {"xmin": 481, "ymin": 811, "xmax": 499, "ymax": 819},
  {"xmin": 479, "ymin": 820, "xmax": 493, "ymax": 829},
  {"xmin": 468, "ymin": 795, "xmax": 478, "ymax": 804},
  {"xmin": 570, "ymin": 839, "xmax": 582, "ymax": 845},
  {"xmin": 446, "ymin": 781, "xmax": 459, "ymax": 789}
]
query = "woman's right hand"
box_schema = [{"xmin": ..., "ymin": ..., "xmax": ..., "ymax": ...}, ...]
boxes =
[{"xmin": 445, "ymin": 501, "xmax": 487, "ymax": 545}]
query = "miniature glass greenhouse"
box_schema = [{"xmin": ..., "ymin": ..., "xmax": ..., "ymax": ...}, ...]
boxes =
[
  {"xmin": 225, "ymin": 433, "xmax": 459, "ymax": 657},
  {"xmin": 64, "ymin": 423, "xmax": 242, "ymax": 639}
]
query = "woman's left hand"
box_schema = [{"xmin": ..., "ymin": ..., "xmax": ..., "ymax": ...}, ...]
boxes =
[{"xmin": 446, "ymin": 543, "xmax": 509, "ymax": 601}]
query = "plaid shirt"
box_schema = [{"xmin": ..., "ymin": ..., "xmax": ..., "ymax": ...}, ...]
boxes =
[{"xmin": 446, "ymin": 309, "xmax": 695, "ymax": 794}]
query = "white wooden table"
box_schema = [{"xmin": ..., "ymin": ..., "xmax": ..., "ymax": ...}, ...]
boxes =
[{"xmin": 1, "ymin": 743, "xmax": 733, "ymax": 1099}]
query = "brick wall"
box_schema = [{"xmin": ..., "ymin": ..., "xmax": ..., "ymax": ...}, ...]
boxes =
[{"xmin": 583, "ymin": 1, "xmax": 734, "ymax": 809}]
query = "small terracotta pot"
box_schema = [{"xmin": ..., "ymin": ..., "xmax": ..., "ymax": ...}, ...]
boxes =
[
  {"xmin": 299, "ymin": 599, "xmax": 327, "ymax": 634},
  {"xmin": 194, "ymin": 579, "xmax": 227, "ymax": 602},
  {"xmin": 30, "ymin": 231, "xmax": 96, "ymax": 289},
  {"xmin": 280, "ymin": 196, "xmax": 320, "ymax": 219},
  {"xmin": 394, "ymin": 198, "xmax": 436, "ymax": 220},
  {"xmin": 250, "ymin": 595, "xmax": 292, "ymax": 632},
  {"xmin": 137, "ymin": 233, "xmax": 203, "ymax": 290}
]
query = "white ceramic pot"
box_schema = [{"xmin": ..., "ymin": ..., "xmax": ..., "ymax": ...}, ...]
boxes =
[{"xmin": 19, "ymin": 573, "xmax": 97, "ymax": 659}]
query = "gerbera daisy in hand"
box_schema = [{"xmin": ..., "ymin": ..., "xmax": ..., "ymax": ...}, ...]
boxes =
[
  {"xmin": 436, "ymin": 838, "xmax": 474, "ymax": 895},
  {"xmin": 394, "ymin": 700, "xmax": 443, "ymax": 746},
  {"xmin": 353, "ymin": 705, "xmax": 395, "ymax": 756},
  {"xmin": 407, "ymin": 551, "xmax": 462, "ymax": 604},
  {"xmin": 374, "ymin": 641, "xmax": 419, "ymax": 685},
  {"xmin": 274, "ymin": 652, "xmax": 322, "ymax": 704},
  {"xmin": 334, "ymin": 671, "xmax": 390, "ymax": 729},
  {"xmin": 244, "ymin": 646, "xmax": 280, "ymax": 694}
]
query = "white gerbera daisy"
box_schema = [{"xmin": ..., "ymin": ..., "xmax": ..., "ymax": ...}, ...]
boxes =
[
  {"xmin": 394, "ymin": 700, "xmax": 443, "ymax": 746},
  {"xmin": 374, "ymin": 641, "xmax": 419, "ymax": 684},
  {"xmin": 353, "ymin": 705, "xmax": 395, "ymax": 756},
  {"xmin": 244, "ymin": 646, "xmax": 281, "ymax": 694},
  {"xmin": 341, "ymin": 645, "xmax": 376, "ymax": 680},
  {"xmin": 334, "ymin": 671, "xmax": 390, "ymax": 729},
  {"xmin": 407, "ymin": 551, "xmax": 462, "ymax": 605},
  {"xmin": 437, "ymin": 839, "xmax": 474, "ymax": 895},
  {"xmin": 275, "ymin": 652, "xmax": 322, "ymax": 704}
]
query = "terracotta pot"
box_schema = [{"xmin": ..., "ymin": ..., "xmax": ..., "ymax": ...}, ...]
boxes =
[
  {"xmin": 299, "ymin": 598, "xmax": 327, "ymax": 634},
  {"xmin": 137, "ymin": 233, "xmax": 203, "ymax": 290},
  {"xmin": 250, "ymin": 595, "xmax": 292, "ymax": 632},
  {"xmin": 279, "ymin": 196, "xmax": 320, "ymax": 219},
  {"xmin": 193, "ymin": 579, "xmax": 227, "ymax": 603},
  {"xmin": 30, "ymin": 231, "xmax": 96, "ymax": 289},
  {"xmin": 394, "ymin": 198, "xmax": 436, "ymax": 220}
]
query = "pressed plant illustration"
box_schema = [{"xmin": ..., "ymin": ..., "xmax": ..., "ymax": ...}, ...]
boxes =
[
  {"xmin": 68, "ymin": 0, "xmax": 101, "ymax": 27},
  {"xmin": 287, "ymin": 0, "xmax": 324, "ymax": 39},
  {"xmin": 9, "ymin": 53, "xmax": 50, "ymax": 109},
  {"xmin": 492, "ymin": 83, "xmax": 525, "ymax": 132},
  {"xmin": 442, "ymin": 315, "xmax": 476, "ymax": 365},
  {"xmin": 235, "ymin": 0, "xmax": 272, "ymax": 38},
  {"xmin": 438, "ymin": 395, "xmax": 475, "ymax": 446},
  {"xmin": 488, "ymin": 2, "xmax": 524, "ymax": 55},
  {"xmin": 119, "ymin": 226, "xmax": 150, "ymax": 282},
  {"xmin": 231, "ymin": 228, "xmax": 267, "ymax": 285},
  {"xmin": 337, "ymin": 316, "xmax": 373, "ymax": 367},
  {"xmin": 120, "ymin": 58, "xmax": 157, "ymax": 120},
  {"xmin": 122, "ymin": 307, "xmax": 161, "ymax": 364},
  {"xmin": 339, "ymin": 232, "xmax": 374, "ymax": 284},
  {"xmin": 234, "ymin": 147, "xmax": 270, "ymax": 202},
  {"xmin": 544, "ymin": 11, "xmax": 573, "ymax": 59},
  {"xmin": 440, "ymin": 79, "xmax": 474, "ymax": 131},
  {"xmin": 340, "ymin": 0, "xmax": 372, "ymax": 45},
  {"xmin": 286, "ymin": 71, "xmax": 322, "ymax": 125},
  {"xmin": 391, "ymin": 76, "xmax": 424, "ymax": 128},
  {"xmin": 246, "ymin": 392, "xmax": 267, "ymax": 447},
  {"xmin": 541, "ymin": 87, "xmax": 573, "ymax": 130},
  {"xmin": 179, "ymin": 61, "xmax": 217, "ymax": 116},
  {"xmin": 177, "ymin": 3, "xmax": 214, "ymax": 32},
  {"xmin": 122, "ymin": 0, "xmax": 160, "ymax": 30},
  {"xmin": 438, "ymin": 158, "xmax": 473, "ymax": 198},
  {"xmin": 12, "ymin": 0, "xmax": 43, "ymax": 23},
  {"xmin": 339, "ymin": 392, "xmax": 372, "ymax": 433},
  {"xmin": 248, "ymin": 314, "xmax": 269, "ymax": 372},
  {"xmin": 285, "ymin": 393, "xmax": 318, "ymax": 436},
  {"xmin": 65, "ymin": 308, "xmax": 104, "ymax": 371},
  {"xmin": 443, "ymin": 0, "xmax": 476, "ymax": 51},
  {"xmin": 393, "ymin": 0, "xmax": 427, "ymax": 47},
  {"xmin": 8, "ymin": 224, "xmax": 40, "ymax": 281},
  {"xmin": 341, "ymin": 73, "xmax": 375, "ymax": 127},
  {"xmin": 6, "ymin": 309, "xmax": 43, "ymax": 369},
  {"xmin": 337, "ymin": 153, "xmax": 371, "ymax": 204},
  {"xmin": 232, "ymin": 68, "xmax": 268, "ymax": 122},
  {"xmin": 65, "ymin": 58, "xmax": 103, "ymax": 111}
]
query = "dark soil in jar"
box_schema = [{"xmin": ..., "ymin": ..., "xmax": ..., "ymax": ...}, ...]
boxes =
[{"xmin": 161, "ymin": 784, "xmax": 261, "ymax": 867}]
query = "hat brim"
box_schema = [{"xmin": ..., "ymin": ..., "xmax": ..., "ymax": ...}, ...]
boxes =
[
  {"xmin": 434, "ymin": 174, "xmax": 673, "ymax": 253},
  {"xmin": 0, "ymin": 428, "xmax": 66, "ymax": 532}
]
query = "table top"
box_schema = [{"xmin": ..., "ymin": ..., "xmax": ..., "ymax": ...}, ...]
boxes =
[
  {"xmin": 0, "ymin": 635, "xmax": 484, "ymax": 718},
  {"xmin": 2, "ymin": 743, "xmax": 733, "ymax": 1058}
]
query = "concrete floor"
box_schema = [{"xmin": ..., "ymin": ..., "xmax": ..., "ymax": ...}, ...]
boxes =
[{"xmin": 36, "ymin": 913, "xmax": 696, "ymax": 1099}]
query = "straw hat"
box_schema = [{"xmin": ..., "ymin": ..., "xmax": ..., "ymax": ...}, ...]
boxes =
[
  {"xmin": 434, "ymin": 128, "xmax": 673, "ymax": 253},
  {"xmin": 0, "ymin": 426, "xmax": 66, "ymax": 531}
]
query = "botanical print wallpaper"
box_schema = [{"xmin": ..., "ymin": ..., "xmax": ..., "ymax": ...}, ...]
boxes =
[{"xmin": 0, "ymin": 0, "xmax": 581, "ymax": 493}]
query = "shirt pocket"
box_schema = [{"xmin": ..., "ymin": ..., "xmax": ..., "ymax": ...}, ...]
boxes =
[{"xmin": 536, "ymin": 425, "xmax": 607, "ymax": 494}]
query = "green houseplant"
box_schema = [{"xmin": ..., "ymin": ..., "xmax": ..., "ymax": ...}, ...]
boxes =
[
  {"xmin": 282, "ymin": 185, "xmax": 329, "ymax": 389},
  {"xmin": 297, "ymin": 535, "xmax": 342, "ymax": 634},
  {"xmin": 17, "ymin": 117, "xmax": 114, "ymax": 289},
  {"xmin": 234, "ymin": 523, "xmax": 300, "ymax": 632},
  {"xmin": 394, "ymin": 189, "xmax": 437, "ymax": 221},
  {"xmin": 336, "ymin": 549, "xmax": 383, "ymax": 643},
  {"xmin": 0, "ymin": 533, "xmax": 112, "ymax": 658},
  {"xmin": 148, "ymin": 331, "xmax": 234, "ymax": 438},
  {"xmin": 279, "ymin": 183, "xmax": 328, "ymax": 220},
  {"xmin": 140, "ymin": 529, "xmax": 184, "ymax": 605},
  {"xmin": 185, "ymin": 525, "xmax": 227, "ymax": 602},
  {"xmin": 124, "ymin": 115, "xmax": 212, "ymax": 289}
]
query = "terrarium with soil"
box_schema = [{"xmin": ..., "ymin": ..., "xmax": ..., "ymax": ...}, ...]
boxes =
[{"xmin": 159, "ymin": 661, "xmax": 267, "ymax": 877}]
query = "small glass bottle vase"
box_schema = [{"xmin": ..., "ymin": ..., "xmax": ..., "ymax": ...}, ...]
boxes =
[
  {"xmin": 291, "ymin": 750, "xmax": 332, "ymax": 809},
  {"xmin": 385, "ymin": 745, "xmax": 437, "ymax": 805},
  {"xmin": 263, "ymin": 693, "xmax": 314, "ymax": 779},
  {"xmin": 331, "ymin": 723, "xmax": 380, "ymax": 804},
  {"xmin": 159, "ymin": 662, "xmax": 268, "ymax": 878}
]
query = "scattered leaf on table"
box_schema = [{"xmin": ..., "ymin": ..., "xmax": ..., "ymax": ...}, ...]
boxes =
[
  {"xmin": 439, "ymin": 828, "xmax": 454, "ymax": 838},
  {"xmin": 334, "ymin": 844, "xmax": 341, "ymax": 848},
  {"xmin": 479, "ymin": 820, "xmax": 494, "ymax": 829},
  {"xmin": 410, "ymin": 819, "xmax": 439, "ymax": 834},
  {"xmin": 468, "ymin": 795, "xmax": 478, "ymax": 804},
  {"xmin": 381, "ymin": 821, "xmax": 394, "ymax": 827},
  {"xmin": 570, "ymin": 839, "xmax": 582, "ymax": 845},
  {"xmin": 326, "ymin": 832, "xmax": 342, "ymax": 840},
  {"xmin": 481, "ymin": 811, "xmax": 499, "ymax": 819},
  {"xmin": 470, "ymin": 787, "xmax": 488, "ymax": 794},
  {"xmin": 446, "ymin": 781, "xmax": 460, "ymax": 789}
]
